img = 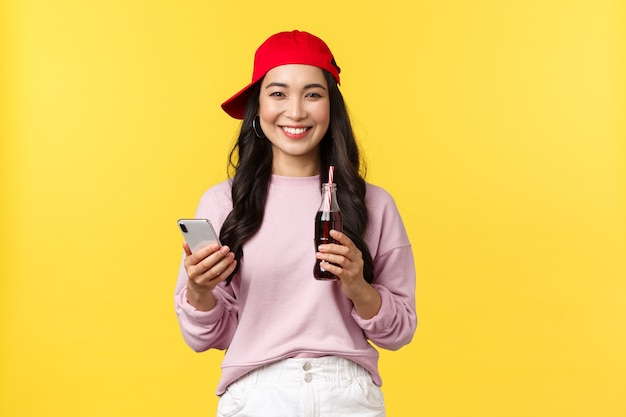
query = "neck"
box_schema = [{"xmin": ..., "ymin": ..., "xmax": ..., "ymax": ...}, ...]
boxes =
[{"xmin": 271, "ymin": 156, "xmax": 320, "ymax": 177}]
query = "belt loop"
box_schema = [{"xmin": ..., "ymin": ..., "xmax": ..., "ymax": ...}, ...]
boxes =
[{"xmin": 253, "ymin": 363, "xmax": 263, "ymax": 385}]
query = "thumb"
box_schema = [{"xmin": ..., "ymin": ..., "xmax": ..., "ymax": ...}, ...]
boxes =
[{"xmin": 182, "ymin": 241, "xmax": 192, "ymax": 256}]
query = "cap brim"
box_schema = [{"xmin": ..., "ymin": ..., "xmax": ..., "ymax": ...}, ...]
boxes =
[{"xmin": 221, "ymin": 81, "xmax": 256, "ymax": 120}]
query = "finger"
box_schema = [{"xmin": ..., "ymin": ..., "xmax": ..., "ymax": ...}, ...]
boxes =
[
  {"xmin": 317, "ymin": 242, "xmax": 352, "ymax": 261},
  {"xmin": 185, "ymin": 246, "xmax": 229, "ymax": 280},
  {"xmin": 329, "ymin": 229, "xmax": 353, "ymax": 246},
  {"xmin": 316, "ymin": 251, "xmax": 345, "ymax": 267},
  {"xmin": 200, "ymin": 257, "xmax": 237, "ymax": 286},
  {"xmin": 209, "ymin": 259, "xmax": 237, "ymax": 285},
  {"xmin": 194, "ymin": 266, "xmax": 224, "ymax": 285},
  {"xmin": 200, "ymin": 249, "xmax": 235, "ymax": 276},
  {"xmin": 193, "ymin": 243, "xmax": 223, "ymax": 259},
  {"xmin": 197, "ymin": 245, "xmax": 232, "ymax": 270},
  {"xmin": 183, "ymin": 241, "xmax": 192, "ymax": 256},
  {"xmin": 319, "ymin": 260, "xmax": 342, "ymax": 277},
  {"xmin": 185, "ymin": 244, "xmax": 226, "ymax": 269}
]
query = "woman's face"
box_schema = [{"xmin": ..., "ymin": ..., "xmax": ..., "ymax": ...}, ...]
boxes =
[{"xmin": 258, "ymin": 64, "xmax": 330, "ymax": 176}]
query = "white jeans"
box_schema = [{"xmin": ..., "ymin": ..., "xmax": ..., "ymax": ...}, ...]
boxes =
[{"xmin": 217, "ymin": 356, "xmax": 386, "ymax": 417}]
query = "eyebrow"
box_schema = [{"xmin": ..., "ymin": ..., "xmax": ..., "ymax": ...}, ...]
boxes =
[{"xmin": 265, "ymin": 82, "xmax": 327, "ymax": 90}]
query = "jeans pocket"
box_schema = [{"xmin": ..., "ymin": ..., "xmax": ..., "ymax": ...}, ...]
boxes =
[
  {"xmin": 353, "ymin": 375, "xmax": 386, "ymax": 410},
  {"xmin": 217, "ymin": 382, "xmax": 247, "ymax": 417}
]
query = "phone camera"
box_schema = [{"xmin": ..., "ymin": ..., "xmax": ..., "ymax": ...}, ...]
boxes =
[{"xmin": 179, "ymin": 223, "xmax": 188, "ymax": 233}]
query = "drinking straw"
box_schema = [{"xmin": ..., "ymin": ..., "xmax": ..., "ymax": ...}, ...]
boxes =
[{"xmin": 327, "ymin": 165, "xmax": 334, "ymax": 208}]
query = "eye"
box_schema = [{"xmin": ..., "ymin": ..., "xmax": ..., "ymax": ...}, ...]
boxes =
[
  {"xmin": 269, "ymin": 91, "xmax": 285, "ymax": 97},
  {"xmin": 305, "ymin": 92, "xmax": 323, "ymax": 99}
]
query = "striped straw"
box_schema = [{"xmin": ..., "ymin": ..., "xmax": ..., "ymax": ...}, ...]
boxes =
[{"xmin": 327, "ymin": 165, "xmax": 334, "ymax": 208}]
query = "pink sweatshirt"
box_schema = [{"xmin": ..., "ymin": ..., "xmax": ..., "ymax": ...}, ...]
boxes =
[{"xmin": 174, "ymin": 175, "xmax": 417, "ymax": 395}]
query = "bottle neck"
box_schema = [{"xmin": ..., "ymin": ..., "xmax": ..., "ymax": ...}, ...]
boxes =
[{"xmin": 319, "ymin": 183, "xmax": 339, "ymax": 212}]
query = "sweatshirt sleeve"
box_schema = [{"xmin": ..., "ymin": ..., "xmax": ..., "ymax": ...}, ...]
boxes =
[
  {"xmin": 173, "ymin": 181, "xmax": 239, "ymax": 352},
  {"xmin": 351, "ymin": 185, "xmax": 417, "ymax": 350},
  {"xmin": 174, "ymin": 261, "xmax": 239, "ymax": 351}
]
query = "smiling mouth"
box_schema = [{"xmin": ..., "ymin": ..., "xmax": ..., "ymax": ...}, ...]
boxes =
[{"xmin": 281, "ymin": 126, "xmax": 310, "ymax": 135}]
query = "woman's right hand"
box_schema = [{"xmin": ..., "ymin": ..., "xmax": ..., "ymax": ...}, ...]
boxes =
[{"xmin": 183, "ymin": 242, "xmax": 237, "ymax": 311}]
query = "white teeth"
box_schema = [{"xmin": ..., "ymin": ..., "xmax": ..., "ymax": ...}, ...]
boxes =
[{"xmin": 283, "ymin": 127, "xmax": 308, "ymax": 135}]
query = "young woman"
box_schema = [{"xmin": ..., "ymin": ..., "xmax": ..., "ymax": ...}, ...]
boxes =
[{"xmin": 175, "ymin": 30, "xmax": 417, "ymax": 417}]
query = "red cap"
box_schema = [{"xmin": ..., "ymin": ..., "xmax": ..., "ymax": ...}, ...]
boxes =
[{"xmin": 221, "ymin": 30, "xmax": 341, "ymax": 119}]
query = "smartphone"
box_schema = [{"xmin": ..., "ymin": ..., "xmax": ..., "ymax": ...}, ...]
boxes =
[{"xmin": 177, "ymin": 218, "xmax": 221, "ymax": 253}]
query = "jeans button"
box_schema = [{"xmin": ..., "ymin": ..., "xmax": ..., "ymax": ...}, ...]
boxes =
[
  {"xmin": 304, "ymin": 373, "xmax": 313, "ymax": 383},
  {"xmin": 303, "ymin": 362, "xmax": 312, "ymax": 371}
]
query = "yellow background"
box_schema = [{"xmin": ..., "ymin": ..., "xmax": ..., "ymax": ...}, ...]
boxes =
[{"xmin": 1, "ymin": 1, "xmax": 625, "ymax": 416}]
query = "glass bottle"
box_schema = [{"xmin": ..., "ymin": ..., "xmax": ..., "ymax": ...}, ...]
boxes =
[{"xmin": 313, "ymin": 183, "xmax": 343, "ymax": 280}]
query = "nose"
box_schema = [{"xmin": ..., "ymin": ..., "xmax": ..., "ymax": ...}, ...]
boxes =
[{"xmin": 285, "ymin": 98, "xmax": 306, "ymax": 120}]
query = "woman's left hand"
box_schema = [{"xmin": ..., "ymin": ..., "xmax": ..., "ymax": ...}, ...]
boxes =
[{"xmin": 316, "ymin": 230, "xmax": 382, "ymax": 319}]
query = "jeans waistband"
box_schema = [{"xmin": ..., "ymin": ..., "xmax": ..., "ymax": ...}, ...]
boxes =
[{"xmin": 236, "ymin": 356, "xmax": 369, "ymax": 387}]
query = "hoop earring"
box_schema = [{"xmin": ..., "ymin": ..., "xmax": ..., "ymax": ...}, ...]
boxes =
[{"xmin": 252, "ymin": 116, "xmax": 266, "ymax": 139}]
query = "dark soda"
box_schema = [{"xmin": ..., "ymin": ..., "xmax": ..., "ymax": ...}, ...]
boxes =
[{"xmin": 313, "ymin": 210, "xmax": 343, "ymax": 280}]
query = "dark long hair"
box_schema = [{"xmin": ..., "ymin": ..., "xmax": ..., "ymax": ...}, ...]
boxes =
[{"xmin": 220, "ymin": 71, "xmax": 374, "ymax": 284}]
